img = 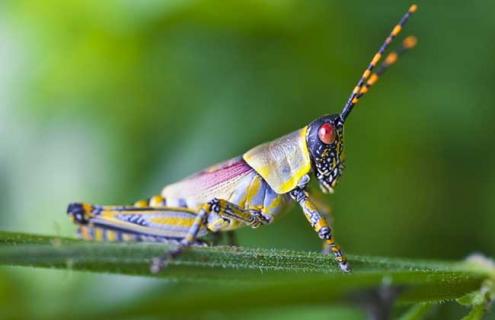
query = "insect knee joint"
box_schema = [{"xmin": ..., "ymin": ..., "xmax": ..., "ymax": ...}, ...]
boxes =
[
  {"xmin": 289, "ymin": 188, "xmax": 307, "ymax": 203},
  {"xmin": 67, "ymin": 202, "xmax": 97, "ymax": 225},
  {"xmin": 318, "ymin": 226, "xmax": 332, "ymax": 240},
  {"xmin": 206, "ymin": 198, "xmax": 223, "ymax": 213},
  {"xmin": 249, "ymin": 210, "xmax": 272, "ymax": 228}
]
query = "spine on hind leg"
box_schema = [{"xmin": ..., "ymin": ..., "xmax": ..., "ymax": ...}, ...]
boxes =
[{"xmin": 77, "ymin": 224, "xmax": 186, "ymax": 244}]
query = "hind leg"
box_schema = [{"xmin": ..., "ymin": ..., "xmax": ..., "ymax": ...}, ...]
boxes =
[
  {"xmin": 66, "ymin": 201, "xmax": 206, "ymax": 245},
  {"xmin": 67, "ymin": 193, "xmax": 167, "ymax": 224},
  {"xmin": 150, "ymin": 205, "xmax": 208, "ymax": 273}
]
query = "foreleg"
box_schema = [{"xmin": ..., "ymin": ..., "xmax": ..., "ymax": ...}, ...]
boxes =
[
  {"xmin": 150, "ymin": 198, "xmax": 271, "ymax": 273},
  {"xmin": 290, "ymin": 188, "xmax": 350, "ymax": 272}
]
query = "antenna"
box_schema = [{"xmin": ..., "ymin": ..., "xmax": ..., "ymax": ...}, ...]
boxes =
[
  {"xmin": 340, "ymin": 4, "xmax": 417, "ymax": 121},
  {"xmin": 357, "ymin": 35, "xmax": 418, "ymax": 98}
]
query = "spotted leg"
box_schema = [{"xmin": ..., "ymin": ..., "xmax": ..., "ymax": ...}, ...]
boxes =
[
  {"xmin": 206, "ymin": 198, "xmax": 272, "ymax": 229},
  {"xmin": 290, "ymin": 187, "xmax": 350, "ymax": 272},
  {"xmin": 150, "ymin": 198, "xmax": 271, "ymax": 273},
  {"xmin": 312, "ymin": 195, "xmax": 338, "ymax": 255}
]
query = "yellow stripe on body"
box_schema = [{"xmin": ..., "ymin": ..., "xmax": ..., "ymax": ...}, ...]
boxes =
[
  {"xmin": 150, "ymin": 216, "xmax": 195, "ymax": 228},
  {"xmin": 101, "ymin": 210, "xmax": 120, "ymax": 219},
  {"xmin": 92, "ymin": 215, "xmax": 201, "ymax": 239},
  {"xmin": 231, "ymin": 177, "xmax": 251, "ymax": 210},
  {"xmin": 280, "ymin": 126, "xmax": 312, "ymax": 192},
  {"xmin": 245, "ymin": 176, "xmax": 262, "ymax": 206},
  {"xmin": 244, "ymin": 127, "xmax": 311, "ymax": 194},
  {"xmin": 264, "ymin": 195, "xmax": 284, "ymax": 214}
]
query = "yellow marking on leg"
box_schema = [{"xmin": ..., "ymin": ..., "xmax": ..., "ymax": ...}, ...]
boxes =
[
  {"xmin": 327, "ymin": 241, "xmax": 347, "ymax": 264},
  {"xmin": 291, "ymin": 188, "xmax": 349, "ymax": 271},
  {"xmin": 218, "ymin": 200, "xmax": 253, "ymax": 222},
  {"xmin": 95, "ymin": 228, "xmax": 104, "ymax": 241},
  {"xmin": 101, "ymin": 210, "xmax": 118, "ymax": 218},
  {"xmin": 150, "ymin": 217, "xmax": 195, "ymax": 228},
  {"xmin": 315, "ymin": 219, "xmax": 328, "ymax": 233},
  {"xmin": 82, "ymin": 203, "xmax": 93, "ymax": 215}
]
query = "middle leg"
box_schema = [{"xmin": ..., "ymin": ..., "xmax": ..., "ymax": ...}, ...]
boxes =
[{"xmin": 150, "ymin": 198, "xmax": 272, "ymax": 273}]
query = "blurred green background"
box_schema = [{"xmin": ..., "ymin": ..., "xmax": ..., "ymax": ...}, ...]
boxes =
[{"xmin": 1, "ymin": 0, "xmax": 494, "ymax": 318}]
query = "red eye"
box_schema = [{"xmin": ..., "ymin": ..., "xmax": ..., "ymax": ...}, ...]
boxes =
[{"xmin": 318, "ymin": 123, "xmax": 335, "ymax": 144}]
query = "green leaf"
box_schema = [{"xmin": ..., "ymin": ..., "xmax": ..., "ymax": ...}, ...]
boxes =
[
  {"xmin": 398, "ymin": 303, "xmax": 435, "ymax": 320},
  {"xmin": 0, "ymin": 231, "xmax": 493, "ymax": 319},
  {"xmin": 461, "ymin": 304, "xmax": 486, "ymax": 320}
]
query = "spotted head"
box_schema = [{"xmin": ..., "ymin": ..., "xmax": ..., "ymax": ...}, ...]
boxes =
[
  {"xmin": 306, "ymin": 115, "xmax": 345, "ymax": 193},
  {"xmin": 305, "ymin": 4, "xmax": 418, "ymax": 193}
]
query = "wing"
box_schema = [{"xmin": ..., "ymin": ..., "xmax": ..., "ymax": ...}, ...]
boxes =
[
  {"xmin": 75, "ymin": 206, "xmax": 208, "ymax": 242},
  {"xmin": 243, "ymin": 128, "xmax": 311, "ymax": 194},
  {"xmin": 161, "ymin": 156, "xmax": 256, "ymax": 203}
]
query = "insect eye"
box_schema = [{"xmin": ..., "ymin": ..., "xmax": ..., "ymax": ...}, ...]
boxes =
[{"xmin": 318, "ymin": 123, "xmax": 335, "ymax": 144}]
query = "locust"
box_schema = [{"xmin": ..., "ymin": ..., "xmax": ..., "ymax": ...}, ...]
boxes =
[{"xmin": 67, "ymin": 5, "xmax": 418, "ymax": 273}]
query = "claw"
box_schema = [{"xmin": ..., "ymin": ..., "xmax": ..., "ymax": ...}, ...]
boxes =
[
  {"xmin": 250, "ymin": 211, "xmax": 272, "ymax": 228},
  {"xmin": 339, "ymin": 261, "xmax": 352, "ymax": 273}
]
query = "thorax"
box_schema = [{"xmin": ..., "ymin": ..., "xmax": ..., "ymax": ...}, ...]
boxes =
[{"xmin": 161, "ymin": 157, "xmax": 290, "ymax": 218}]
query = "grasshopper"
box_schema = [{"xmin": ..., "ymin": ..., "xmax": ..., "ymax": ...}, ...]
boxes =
[{"xmin": 67, "ymin": 5, "xmax": 418, "ymax": 273}]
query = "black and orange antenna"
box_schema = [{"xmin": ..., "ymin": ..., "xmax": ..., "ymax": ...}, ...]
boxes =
[
  {"xmin": 357, "ymin": 35, "xmax": 418, "ymax": 98},
  {"xmin": 340, "ymin": 4, "xmax": 418, "ymax": 121}
]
